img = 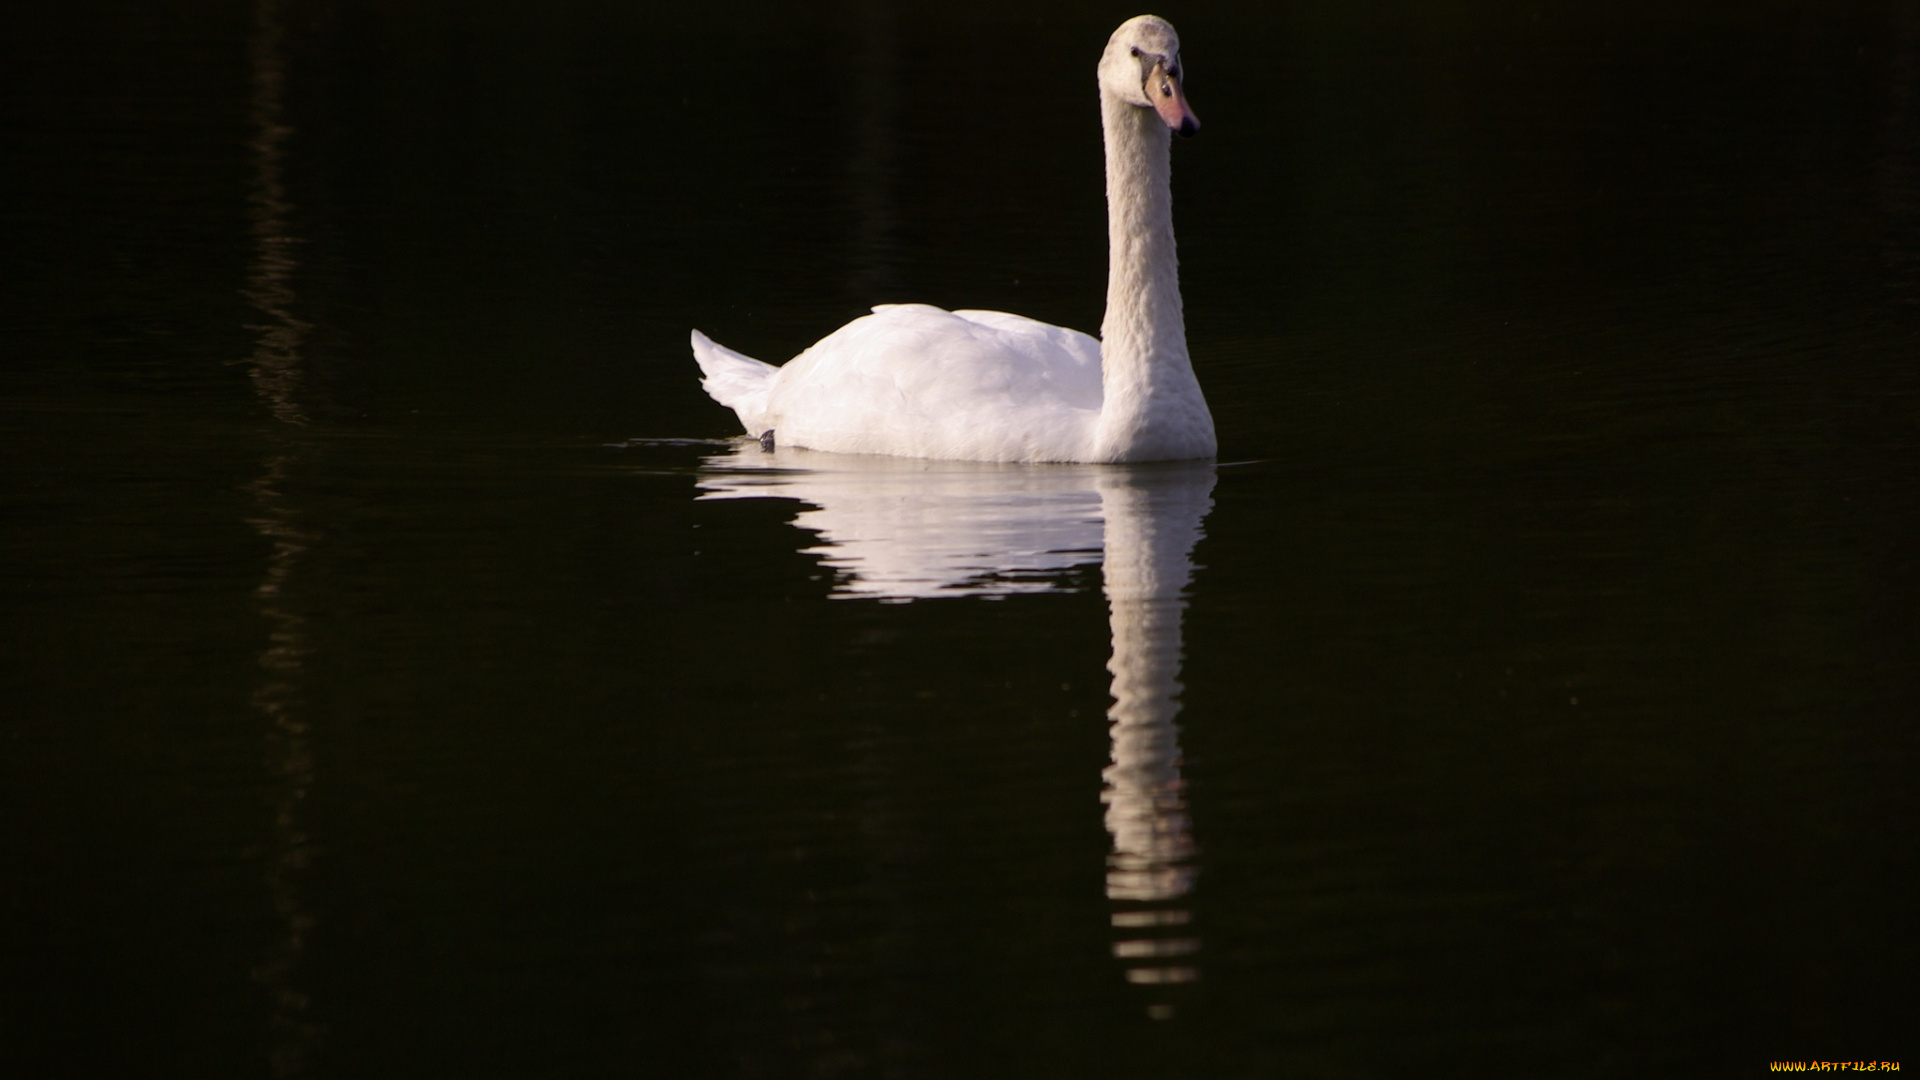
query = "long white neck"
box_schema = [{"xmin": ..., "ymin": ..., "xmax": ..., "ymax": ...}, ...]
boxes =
[{"xmin": 1094, "ymin": 96, "xmax": 1215, "ymax": 462}]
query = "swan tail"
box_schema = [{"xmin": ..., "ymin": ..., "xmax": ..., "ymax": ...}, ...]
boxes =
[{"xmin": 691, "ymin": 329, "xmax": 779, "ymax": 436}]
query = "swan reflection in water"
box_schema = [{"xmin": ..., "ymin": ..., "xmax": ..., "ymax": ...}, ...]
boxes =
[{"xmin": 698, "ymin": 446, "xmax": 1214, "ymax": 1014}]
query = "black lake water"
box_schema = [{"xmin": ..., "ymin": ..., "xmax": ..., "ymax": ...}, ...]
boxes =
[{"xmin": 3, "ymin": 1, "xmax": 1917, "ymax": 1075}]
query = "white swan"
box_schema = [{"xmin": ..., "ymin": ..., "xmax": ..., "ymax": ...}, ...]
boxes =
[{"xmin": 691, "ymin": 15, "xmax": 1214, "ymax": 464}]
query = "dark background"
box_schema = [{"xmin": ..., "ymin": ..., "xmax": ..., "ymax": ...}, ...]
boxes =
[{"xmin": 3, "ymin": 1, "xmax": 1915, "ymax": 1076}]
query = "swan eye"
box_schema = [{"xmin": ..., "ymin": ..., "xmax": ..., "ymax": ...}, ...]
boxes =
[{"xmin": 1130, "ymin": 46, "xmax": 1142, "ymax": 57}]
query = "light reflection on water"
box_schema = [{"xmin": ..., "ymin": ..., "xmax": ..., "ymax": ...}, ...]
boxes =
[
  {"xmin": 700, "ymin": 445, "xmax": 1215, "ymax": 1012},
  {"xmin": 243, "ymin": 0, "xmax": 320, "ymax": 1072}
]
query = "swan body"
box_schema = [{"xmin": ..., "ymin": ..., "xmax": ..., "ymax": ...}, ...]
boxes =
[{"xmin": 692, "ymin": 15, "xmax": 1214, "ymax": 464}]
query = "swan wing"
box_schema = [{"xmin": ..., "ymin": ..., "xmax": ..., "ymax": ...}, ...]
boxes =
[{"xmin": 765, "ymin": 304, "xmax": 1105, "ymax": 462}]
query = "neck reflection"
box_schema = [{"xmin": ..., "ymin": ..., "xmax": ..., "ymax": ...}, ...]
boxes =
[{"xmin": 1097, "ymin": 467, "xmax": 1211, "ymax": 1014}]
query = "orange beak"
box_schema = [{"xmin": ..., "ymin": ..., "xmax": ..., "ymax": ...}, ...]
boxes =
[{"xmin": 1148, "ymin": 62, "xmax": 1199, "ymax": 137}]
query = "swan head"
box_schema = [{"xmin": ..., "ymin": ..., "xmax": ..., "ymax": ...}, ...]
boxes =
[{"xmin": 1098, "ymin": 15, "xmax": 1199, "ymax": 138}]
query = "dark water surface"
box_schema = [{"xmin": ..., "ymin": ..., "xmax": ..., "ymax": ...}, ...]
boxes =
[{"xmin": 4, "ymin": 0, "xmax": 1917, "ymax": 1076}]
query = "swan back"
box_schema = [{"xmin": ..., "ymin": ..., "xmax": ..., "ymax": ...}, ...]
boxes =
[{"xmin": 765, "ymin": 305, "xmax": 1105, "ymax": 462}]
